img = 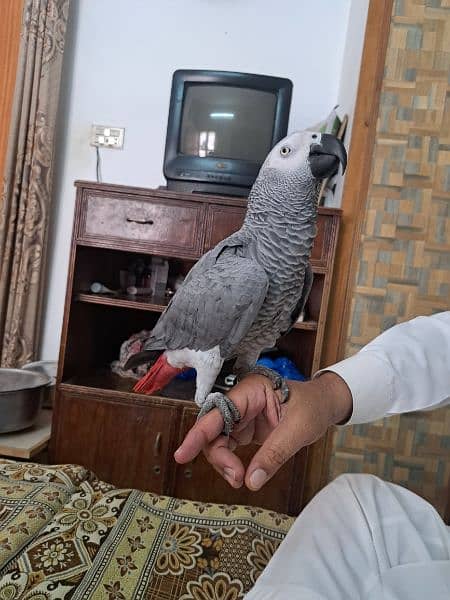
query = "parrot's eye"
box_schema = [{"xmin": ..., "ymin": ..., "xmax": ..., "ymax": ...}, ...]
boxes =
[{"xmin": 280, "ymin": 146, "xmax": 291, "ymax": 156}]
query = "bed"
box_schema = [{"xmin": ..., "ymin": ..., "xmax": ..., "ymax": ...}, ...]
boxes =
[{"xmin": 0, "ymin": 459, "xmax": 293, "ymax": 599}]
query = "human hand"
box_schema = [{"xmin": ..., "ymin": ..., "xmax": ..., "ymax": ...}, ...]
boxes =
[
  {"xmin": 174, "ymin": 374, "xmax": 283, "ymax": 488},
  {"xmin": 174, "ymin": 371, "xmax": 352, "ymax": 491}
]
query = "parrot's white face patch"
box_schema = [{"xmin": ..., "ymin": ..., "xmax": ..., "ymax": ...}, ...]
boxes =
[{"xmin": 263, "ymin": 130, "xmax": 320, "ymax": 176}]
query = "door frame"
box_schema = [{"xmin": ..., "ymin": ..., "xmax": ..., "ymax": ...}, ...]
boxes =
[
  {"xmin": 0, "ymin": 0, "xmax": 24, "ymax": 186},
  {"xmin": 303, "ymin": 0, "xmax": 394, "ymax": 505}
]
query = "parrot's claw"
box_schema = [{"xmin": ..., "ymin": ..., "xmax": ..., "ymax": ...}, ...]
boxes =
[
  {"xmin": 244, "ymin": 365, "xmax": 290, "ymax": 403},
  {"xmin": 198, "ymin": 392, "xmax": 241, "ymax": 435}
]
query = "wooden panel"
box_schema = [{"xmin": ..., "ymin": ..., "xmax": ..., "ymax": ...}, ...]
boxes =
[
  {"xmin": 52, "ymin": 390, "xmax": 179, "ymax": 493},
  {"xmin": 75, "ymin": 180, "xmax": 249, "ymax": 209},
  {"xmin": 204, "ymin": 204, "xmax": 246, "ymax": 252},
  {"xmin": 277, "ymin": 329, "xmax": 317, "ymax": 380},
  {"xmin": 309, "ymin": 213, "xmax": 333, "ymax": 267},
  {"xmin": 0, "ymin": 0, "xmax": 23, "ymax": 186},
  {"xmin": 78, "ymin": 190, "xmax": 206, "ymax": 258},
  {"xmin": 445, "ymin": 480, "xmax": 450, "ymax": 526},
  {"xmin": 173, "ymin": 408, "xmax": 306, "ymax": 515}
]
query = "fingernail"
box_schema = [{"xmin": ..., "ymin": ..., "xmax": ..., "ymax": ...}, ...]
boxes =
[
  {"xmin": 174, "ymin": 447, "xmax": 181, "ymax": 457},
  {"xmin": 249, "ymin": 469, "xmax": 267, "ymax": 490},
  {"xmin": 224, "ymin": 467, "xmax": 235, "ymax": 482}
]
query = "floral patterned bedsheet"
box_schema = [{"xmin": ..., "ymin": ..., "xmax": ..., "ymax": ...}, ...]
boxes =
[{"xmin": 0, "ymin": 460, "xmax": 294, "ymax": 599}]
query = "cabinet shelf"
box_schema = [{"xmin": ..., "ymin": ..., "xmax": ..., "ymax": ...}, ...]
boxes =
[
  {"xmin": 293, "ymin": 320, "xmax": 318, "ymax": 331},
  {"xmin": 62, "ymin": 369, "xmax": 197, "ymax": 401},
  {"xmin": 75, "ymin": 292, "xmax": 318, "ymax": 330},
  {"xmin": 75, "ymin": 292, "xmax": 169, "ymax": 312}
]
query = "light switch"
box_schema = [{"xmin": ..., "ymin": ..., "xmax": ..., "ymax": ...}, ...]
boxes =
[{"xmin": 90, "ymin": 124, "xmax": 124, "ymax": 149}]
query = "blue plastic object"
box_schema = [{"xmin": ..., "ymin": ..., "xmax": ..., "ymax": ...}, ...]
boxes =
[
  {"xmin": 176, "ymin": 368, "xmax": 197, "ymax": 380},
  {"xmin": 175, "ymin": 356, "xmax": 307, "ymax": 382},
  {"xmin": 256, "ymin": 356, "xmax": 307, "ymax": 381}
]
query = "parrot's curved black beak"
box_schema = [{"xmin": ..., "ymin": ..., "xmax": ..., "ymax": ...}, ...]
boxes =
[{"xmin": 309, "ymin": 133, "xmax": 347, "ymax": 179}]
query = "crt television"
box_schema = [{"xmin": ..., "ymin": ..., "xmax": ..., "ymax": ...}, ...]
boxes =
[{"xmin": 163, "ymin": 70, "xmax": 293, "ymax": 197}]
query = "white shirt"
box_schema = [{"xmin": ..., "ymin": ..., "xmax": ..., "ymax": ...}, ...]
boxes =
[
  {"xmin": 246, "ymin": 312, "xmax": 450, "ymax": 600},
  {"xmin": 324, "ymin": 311, "xmax": 450, "ymax": 424}
]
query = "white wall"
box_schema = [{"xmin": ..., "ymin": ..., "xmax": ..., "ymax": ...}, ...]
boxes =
[
  {"xmin": 337, "ymin": 0, "xmax": 370, "ymax": 140},
  {"xmin": 40, "ymin": 0, "xmax": 359, "ymax": 360},
  {"xmin": 331, "ymin": 0, "xmax": 370, "ymax": 208}
]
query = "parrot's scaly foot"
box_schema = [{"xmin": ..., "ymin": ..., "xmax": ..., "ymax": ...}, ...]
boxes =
[
  {"xmin": 198, "ymin": 392, "xmax": 241, "ymax": 435},
  {"xmin": 244, "ymin": 365, "xmax": 290, "ymax": 403}
]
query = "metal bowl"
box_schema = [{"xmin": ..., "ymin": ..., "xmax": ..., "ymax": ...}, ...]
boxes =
[
  {"xmin": 0, "ymin": 368, "xmax": 52, "ymax": 433},
  {"xmin": 22, "ymin": 361, "xmax": 57, "ymax": 408}
]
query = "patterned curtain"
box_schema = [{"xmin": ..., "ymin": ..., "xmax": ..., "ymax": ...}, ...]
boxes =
[{"xmin": 0, "ymin": 0, "xmax": 70, "ymax": 367}]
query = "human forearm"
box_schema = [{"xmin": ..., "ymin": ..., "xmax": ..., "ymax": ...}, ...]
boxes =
[
  {"xmin": 289, "ymin": 372, "xmax": 353, "ymax": 426},
  {"xmin": 320, "ymin": 312, "xmax": 450, "ymax": 424}
]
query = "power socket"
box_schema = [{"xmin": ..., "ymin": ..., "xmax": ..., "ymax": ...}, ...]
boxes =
[{"xmin": 90, "ymin": 124, "xmax": 125, "ymax": 149}]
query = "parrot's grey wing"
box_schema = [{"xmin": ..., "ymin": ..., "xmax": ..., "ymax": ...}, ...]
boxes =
[
  {"xmin": 281, "ymin": 262, "xmax": 314, "ymax": 336},
  {"xmin": 144, "ymin": 252, "xmax": 269, "ymax": 355},
  {"xmin": 178, "ymin": 231, "xmax": 245, "ymax": 286}
]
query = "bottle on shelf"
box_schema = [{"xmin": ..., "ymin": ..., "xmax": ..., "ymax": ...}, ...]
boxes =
[
  {"xmin": 150, "ymin": 257, "xmax": 169, "ymax": 298},
  {"xmin": 120, "ymin": 259, "xmax": 138, "ymax": 291},
  {"xmin": 134, "ymin": 258, "xmax": 146, "ymax": 287}
]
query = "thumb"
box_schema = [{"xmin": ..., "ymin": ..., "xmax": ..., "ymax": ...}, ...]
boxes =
[
  {"xmin": 245, "ymin": 416, "xmax": 306, "ymax": 491},
  {"xmin": 245, "ymin": 376, "xmax": 341, "ymax": 491}
]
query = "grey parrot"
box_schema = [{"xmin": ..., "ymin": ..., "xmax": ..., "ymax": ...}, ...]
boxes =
[{"xmin": 126, "ymin": 130, "xmax": 347, "ymax": 431}]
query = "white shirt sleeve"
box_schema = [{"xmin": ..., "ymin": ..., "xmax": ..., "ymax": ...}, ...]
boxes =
[{"xmin": 317, "ymin": 312, "xmax": 450, "ymax": 425}]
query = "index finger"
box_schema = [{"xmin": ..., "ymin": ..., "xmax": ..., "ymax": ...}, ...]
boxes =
[{"xmin": 174, "ymin": 408, "xmax": 224, "ymax": 464}]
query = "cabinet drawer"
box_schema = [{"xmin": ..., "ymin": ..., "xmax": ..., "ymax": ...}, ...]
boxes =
[{"xmin": 78, "ymin": 193, "xmax": 205, "ymax": 257}]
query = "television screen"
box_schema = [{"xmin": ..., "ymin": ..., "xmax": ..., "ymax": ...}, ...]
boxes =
[{"xmin": 179, "ymin": 84, "xmax": 277, "ymax": 163}]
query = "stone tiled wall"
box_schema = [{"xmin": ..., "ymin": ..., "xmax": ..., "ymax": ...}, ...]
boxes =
[{"xmin": 330, "ymin": 0, "xmax": 450, "ymax": 515}]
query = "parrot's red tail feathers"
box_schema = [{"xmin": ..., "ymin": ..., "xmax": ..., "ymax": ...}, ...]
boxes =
[{"xmin": 133, "ymin": 354, "xmax": 182, "ymax": 395}]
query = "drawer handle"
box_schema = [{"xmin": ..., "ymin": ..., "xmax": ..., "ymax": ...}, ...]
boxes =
[
  {"xmin": 126, "ymin": 217, "xmax": 154, "ymax": 225},
  {"xmin": 153, "ymin": 432, "xmax": 162, "ymax": 457},
  {"xmin": 184, "ymin": 467, "xmax": 193, "ymax": 479},
  {"xmin": 153, "ymin": 465, "xmax": 161, "ymax": 475}
]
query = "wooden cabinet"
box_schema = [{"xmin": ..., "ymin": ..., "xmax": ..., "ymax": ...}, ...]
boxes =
[{"xmin": 51, "ymin": 181, "xmax": 341, "ymax": 514}]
